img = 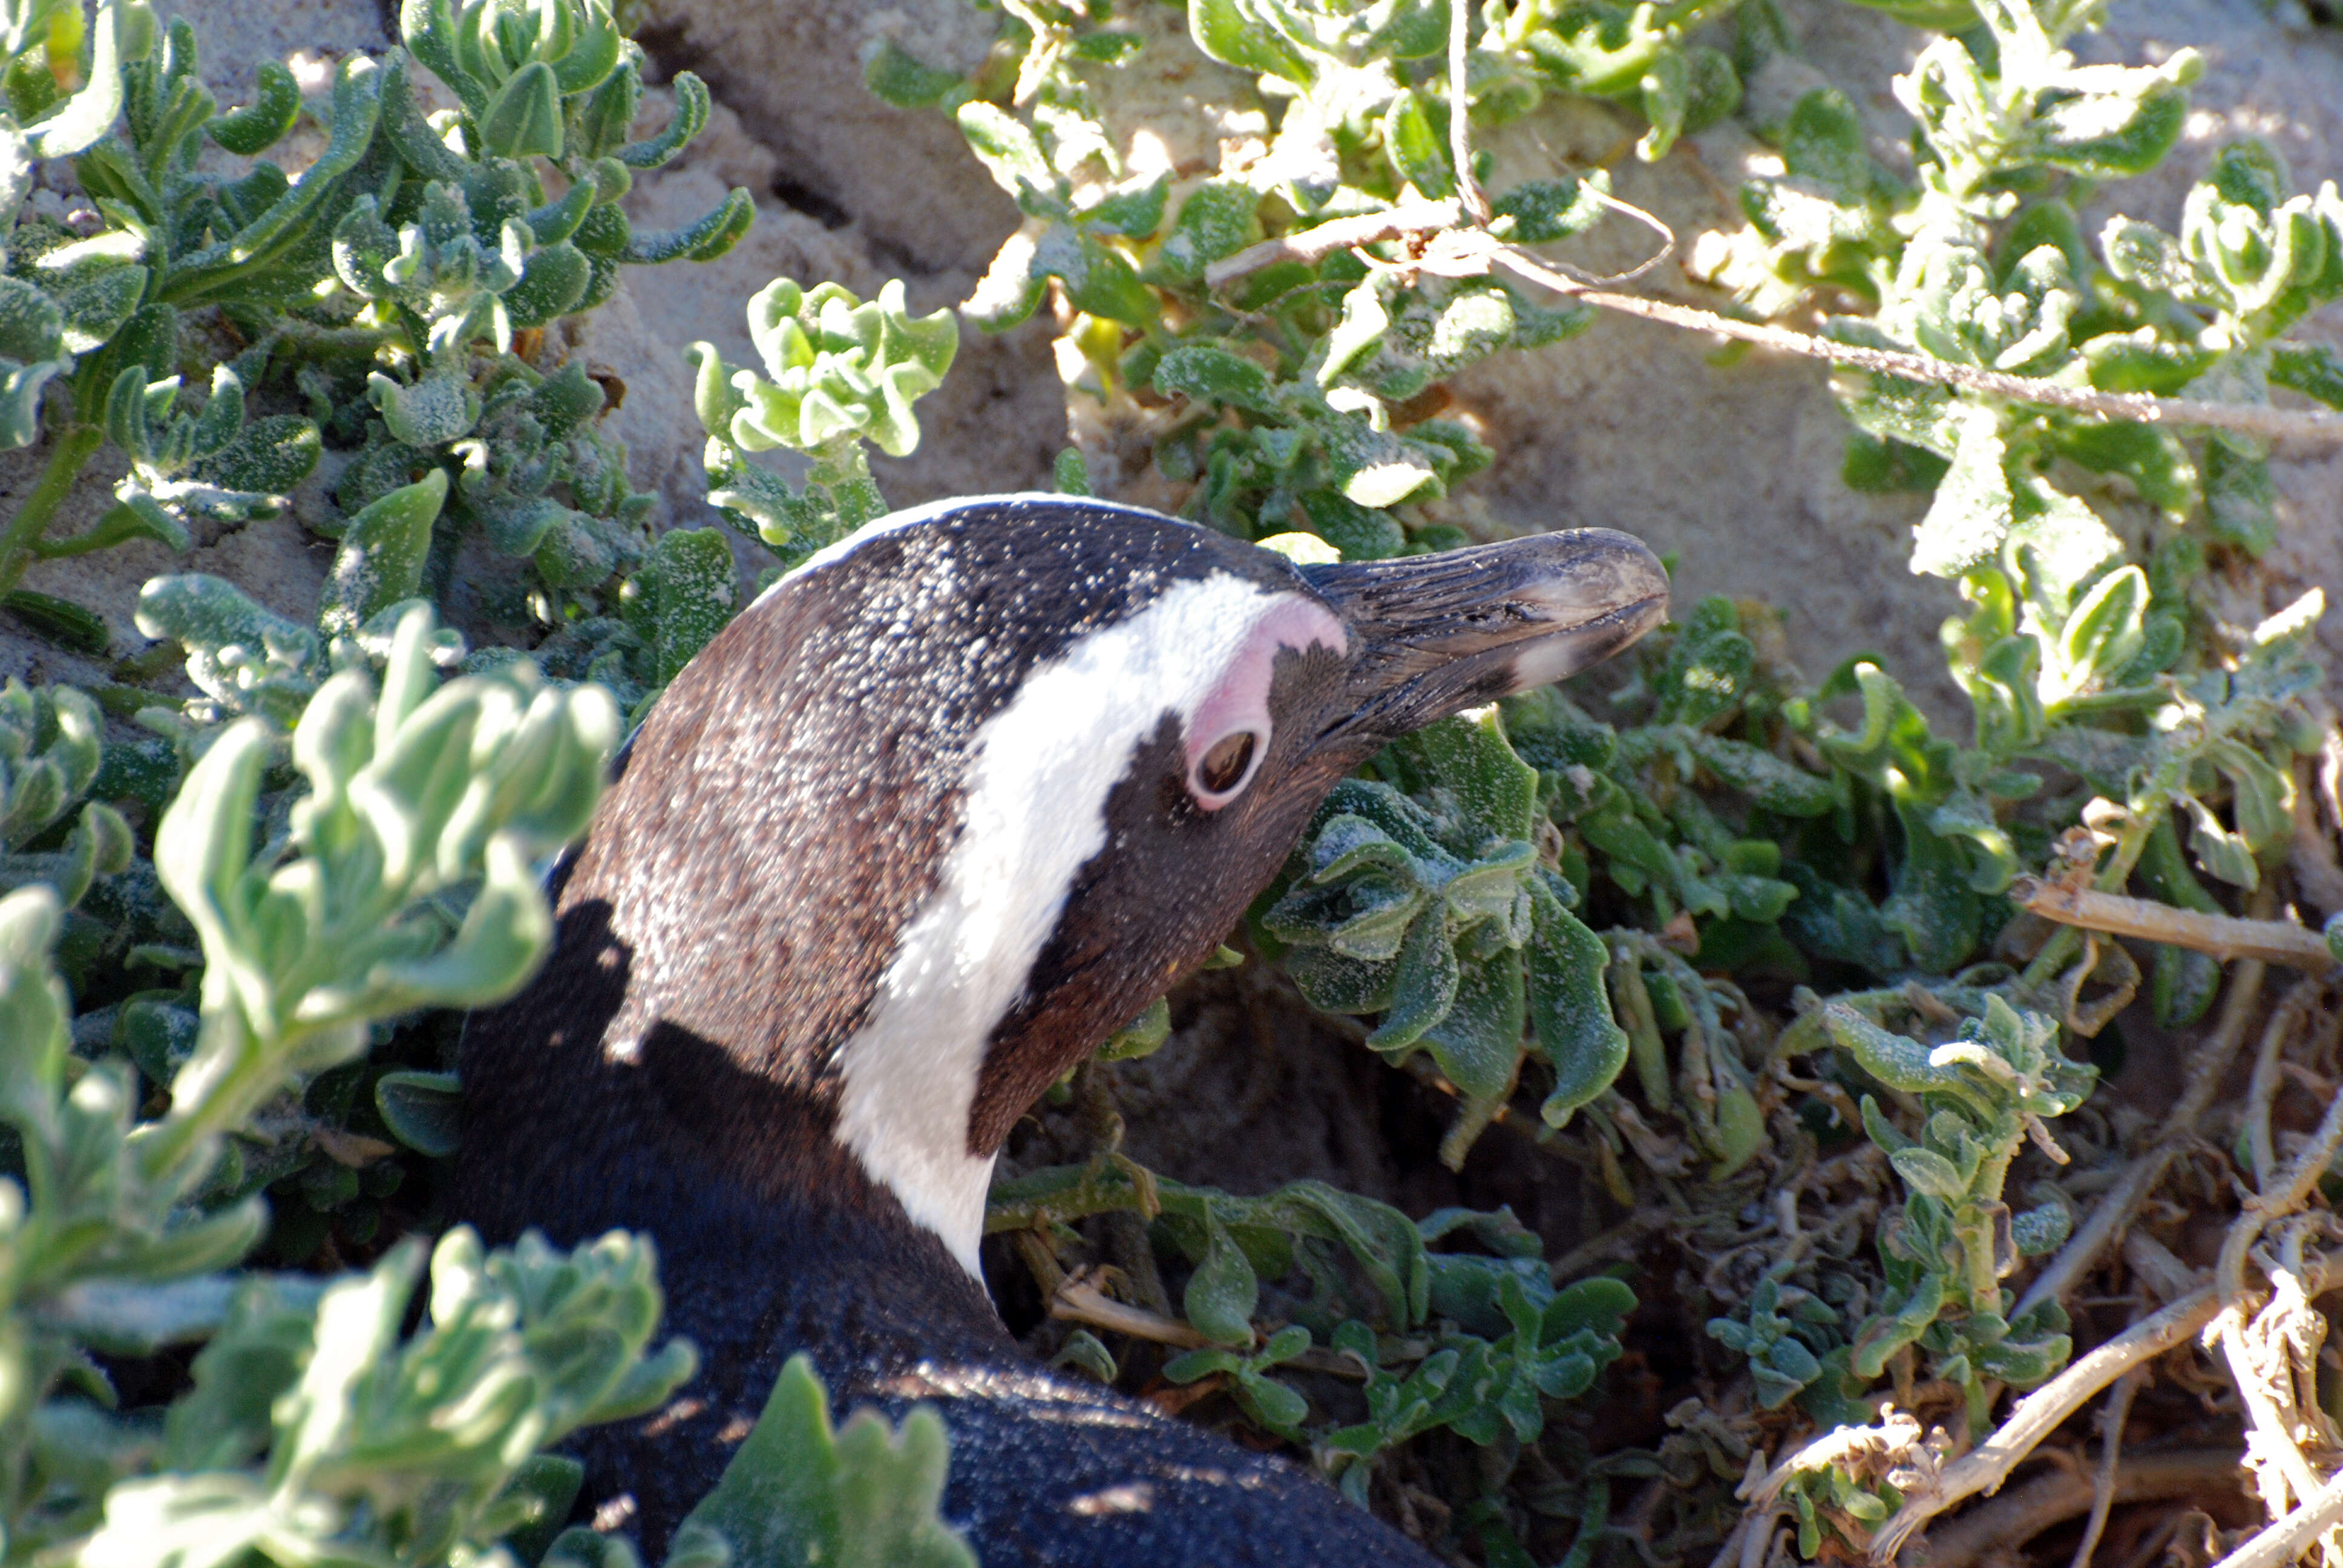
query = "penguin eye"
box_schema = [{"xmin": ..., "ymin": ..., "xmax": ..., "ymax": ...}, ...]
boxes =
[{"xmin": 1189, "ymin": 728, "xmax": 1263, "ymax": 808}]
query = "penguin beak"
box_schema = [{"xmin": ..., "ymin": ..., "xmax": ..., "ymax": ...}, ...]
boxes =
[{"xmin": 1299, "ymin": 528, "xmax": 1668, "ymax": 747}]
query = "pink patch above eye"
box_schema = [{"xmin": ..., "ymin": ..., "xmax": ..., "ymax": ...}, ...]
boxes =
[{"xmin": 1183, "ymin": 596, "xmax": 1348, "ymax": 808}]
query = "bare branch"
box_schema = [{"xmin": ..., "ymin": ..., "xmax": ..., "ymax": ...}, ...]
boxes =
[
  {"xmin": 2209, "ymin": 1472, "xmax": 2343, "ymax": 1568},
  {"xmin": 1923, "ymin": 1448, "xmax": 2245, "ymax": 1568},
  {"xmin": 1203, "ymin": 201, "xmax": 1461, "ymax": 286},
  {"xmin": 2066, "ymin": 1370, "xmax": 2147, "ymax": 1568},
  {"xmin": 1873, "ymin": 1252, "xmax": 2343, "ymax": 1561},
  {"xmin": 2016, "ymin": 959, "xmax": 2269, "ymax": 1319},
  {"xmin": 1052, "ymin": 1276, "xmax": 1211, "ymax": 1348},
  {"xmin": 2011, "ymin": 876, "xmax": 2336, "ymax": 971},
  {"xmin": 1049, "ymin": 1276, "xmax": 1377, "ymax": 1379},
  {"xmin": 1204, "ymin": 198, "xmax": 2343, "ymax": 445},
  {"xmin": 1446, "ymin": 0, "xmax": 1489, "ymax": 227},
  {"xmin": 1867, "ymin": 1285, "xmax": 2223, "ymax": 1560}
]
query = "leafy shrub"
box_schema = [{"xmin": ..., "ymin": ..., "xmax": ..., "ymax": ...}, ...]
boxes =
[
  {"xmin": 869, "ymin": 0, "xmax": 2343, "ymax": 1560},
  {"xmin": 0, "ymin": 0, "xmax": 2334, "ymax": 1562}
]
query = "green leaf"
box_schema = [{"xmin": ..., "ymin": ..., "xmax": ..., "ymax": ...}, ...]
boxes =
[
  {"xmin": 1184, "ymin": 1211, "xmax": 1260, "ymax": 1345},
  {"xmin": 505, "ymin": 241, "xmax": 592, "ymax": 327},
  {"xmin": 1078, "ymin": 174, "xmax": 1169, "ymax": 239},
  {"xmin": 160, "ymin": 53, "xmax": 385, "ymax": 307},
  {"xmin": 2036, "ymin": 73, "xmax": 2191, "ymax": 180},
  {"xmin": 22, "ymin": 0, "xmax": 123, "ymax": 159},
  {"xmin": 1424, "ymin": 950, "xmax": 1524, "ymax": 1106},
  {"xmin": 621, "ymin": 186, "xmax": 754, "ymax": 264},
  {"xmin": 194, "ymin": 414, "xmax": 321, "ymax": 497},
  {"xmin": 0, "ymin": 883, "xmax": 67, "ymax": 1132},
  {"xmin": 2, "ymin": 589, "xmax": 108, "ymax": 654},
  {"xmin": 1098, "ymin": 995, "xmax": 1170, "ymax": 1062},
  {"xmin": 0, "ymin": 275, "xmax": 65, "ymax": 364},
  {"xmin": 318, "ymin": 470, "xmax": 449, "ymax": 641},
  {"xmin": 1186, "ymin": 0, "xmax": 1316, "ymax": 85},
  {"xmin": 376, "ymin": 1070, "xmax": 463, "ymax": 1158},
  {"xmin": 1910, "ymin": 407, "xmax": 2012, "ymax": 578},
  {"xmin": 1821, "ymin": 1007, "xmax": 1958, "ymax": 1096},
  {"xmin": 957, "ymin": 100, "xmax": 1060, "ymax": 213},
  {"xmin": 1382, "ymin": 88, "xmax": 1451, "ymax": 197},
  {"xmin": 208, "ymin": 59, "xmax": 300, "ymax": 155},
  {"xmin": 1683, "ymin": 733, "xmax": 1833, "ymax": 815},
  {"xmin": 1850, "ymin": 1269, "xmax": 1943, "ymax": 1379},
  {"xmin": 500, "ymin": 1453, "xmax": 586, "ymax": 1567},
  {"xmin": 630, "ymin": 526, "xmax": 737, "ymax": 685},
  {"xmin": 1368, "ymin": 909, "xmax": 1462, "ymax": 1054},
  {"xmin": 2051, "ymin": 565, "xmax": 2148, "ymax": 701},
  {"xmin": 1490, "ymin": 175, "xmax": 1609, "ymax": 244},
  {"xmin": 1530, "ymin": 881, "xmax": 1628, "ymax": 1128},
  {"xmin": 2272, "ymin": 342, "xmax": 2343, "ymax": 408},
  {"xmin": 1887, "ymin": 1144, "xmax": 1968, "ymax": 1201},
  {"xmin": 1636, "ymin": 47, "xmax": 1689, "ymax": 162},
  {"xmin": 618, "ymin": 69, "xmax": 712, "ymax": 169},
  {"xmin": 863, "ymin": 37, "xmax": 964, "ymax": 109},
  {"xmin": 2205, "ymin": 436, "xmax": 2277, "ymax": 556},
  {"xmin": 1155, "ymin": 180, "xmax": 1262, "ymax": 281},
  {"xmin": 669, "ymin": 1356, "xmax": 976, "ymax": 1568},
  {"xmin": 1153, "ymin": 343, "xmax": 1279, "ymax": 415},
  {"xmin": 369, "ymin": 370, "xmax": 482, "ymax": 447}
]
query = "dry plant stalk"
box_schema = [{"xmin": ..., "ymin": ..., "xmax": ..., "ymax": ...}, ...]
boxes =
[
  {"xmin": 1922, "ymin": 1449, "xmax": 2246, "ymax": 1568},
  {"xmin": 2017, "ymin": 949, "xmax": 2273, "ymax": 1319},
  {"xmin": 1204, "ymin": 209, "xmax": 2343, "ymax": 448},
  {"xmin": 1052, "ymin": 1275, "xmax": 1213, "ymax": 1348},
  {"xmin": 1864, "ymin": 1284, "xmax": 2226, "ymax": 1560},
  {"xmin": 2013, "ymin": 878, "xmax": 2337, "ymax": 971},
  {"xmin": 2067, "ymin": 1368, "xmax": 2147, "ymax": 1568}
]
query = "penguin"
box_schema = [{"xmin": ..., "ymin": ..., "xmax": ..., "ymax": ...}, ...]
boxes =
[{"xmin": 453, "ymin": 494, "xmax": 1668, "ymax": 1566}]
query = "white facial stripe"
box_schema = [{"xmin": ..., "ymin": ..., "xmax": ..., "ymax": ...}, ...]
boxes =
[
  {"xmin": 1182, "ymin": 597, "xmax": 1346, "ymax": 803},
  {"xmin": 831, "ymin": 572, "xmax": 1343, "ymax": 1277}
]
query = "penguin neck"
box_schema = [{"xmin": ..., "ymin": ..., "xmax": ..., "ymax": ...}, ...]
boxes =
[{"xmin": 454, "ymin": 881, "xmax": 1009, "ymax": 1296}]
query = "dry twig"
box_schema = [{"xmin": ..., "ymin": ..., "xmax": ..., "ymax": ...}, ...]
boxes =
[
  {"xmin": 2209, "ymin": 982, "xmax": 2343, "ymax": 1542},
  {"xmin": 1052, "ymin": 1275, "xmax": 1211, "ymax": 1347},
  {"xmin": 2068, "ymin": 1369, "xmax": 2148, "ymax": 1568},
  {"xmin": 1201, "ymin": 206, "xmax": 2343, "ymax": 446},
  {"xmin": 2210, "ymin": 1474, "xmax": 2343, "ymax": 1568},
  {"xmin": 1860, "ymin": 1285, "xmax": 2225, "ymax": 1560},
  {"xmin": 1049, "ymin": 1275, "xmax": 1378, "ymax": 1379},
  {"xmin": 2017, "ymin": 956, "xmax": 2270, "ymax": 1319},
  {"xmin": 1922, "ymin": 1449, "xmax": 2247, "ymax": 1568},
  {"xmin": 2013, "ymin": 878, "xmax": 2336, "ymax": 972}
]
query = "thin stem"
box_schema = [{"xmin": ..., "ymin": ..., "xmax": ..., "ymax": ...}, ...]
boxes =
[
  {"xmin": 1866, "ymin": 1283, "xmax": 2225, "ymax": 1560},
  {"xmin": 1919, "ymin": 1449, "xmax": 2246, "ymax": 1568},
  {"xmin": 2209, "ymin": 1472, "xmax": 2343, "ymax": 1568},
  {"xmin": 2013, "ymin": 877, "xmax": 2336, "ymax": 973},
  {"xmin": 2015, "ymin": 954, "xmax": 2267, "ymax": 1318},
  {"xmin": 1049, "ymin": 1275, "xmax": 1379, "ymax": 1379},
  {"xmin": 1205, "ymin": 200, "xmax": 1463, "ymax": 284},
  {"xmin": 2019, "ymin": 811, "xmax": 2164, "ymax": 995},
  {"xmin": 0, "ymin": 425, "xmax": 106, "ymax": 602},
  {"xmin": 1052, "ymin": 1276, "xmax": 1211, "ymax": 1349},
  {"xmin": 2248, "ymin": 978, "xmax": 2341, "ymax": 1202},
  {"xmin": 1548, "ymin": 279, "xmax": 2343, "ymax": 446},
  {"xmin": 1205, "ymin": 206, "xmax": 2343, "ymax": 444},
  {"xmin": 1446, "ymin": 0, "xmax": 1490, "ymax": 226},
  {"xmin": 2066, "ymin": 1370, "xmax": 2146, "ymax": 1568}
]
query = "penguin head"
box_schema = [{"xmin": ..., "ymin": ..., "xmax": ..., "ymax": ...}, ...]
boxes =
[{"xmin": 570, "ymin": 495, "xmax": 1665, "ymax": 1275}]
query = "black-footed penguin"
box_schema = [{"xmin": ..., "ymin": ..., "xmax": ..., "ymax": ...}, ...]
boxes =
[{"xmin": 454, "ymin": 494, "xmax": 1668, "ymax": 1566}]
